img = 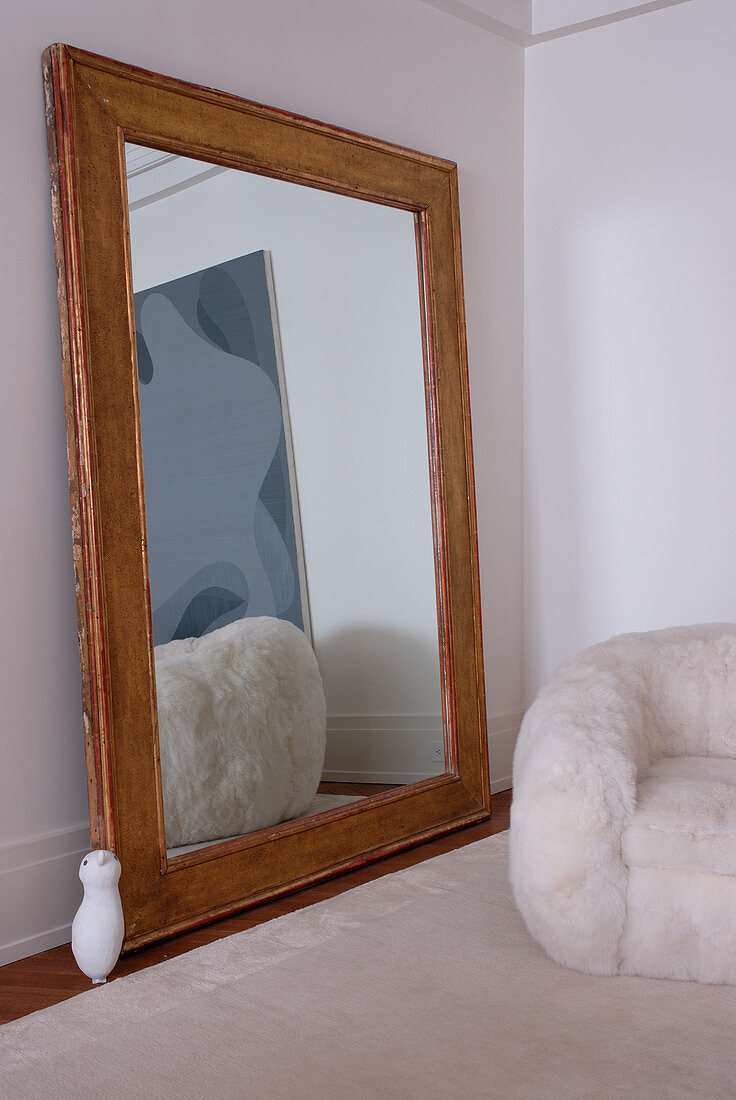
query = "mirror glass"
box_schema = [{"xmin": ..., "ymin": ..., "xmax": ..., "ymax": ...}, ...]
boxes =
[{"xmin": 125, "ymin": 144, "xmax": 445, "ymax": 856}]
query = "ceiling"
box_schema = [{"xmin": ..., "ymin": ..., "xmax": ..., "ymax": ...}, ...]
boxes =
[{"xmin": 417, "ymin": 0, "xmax": 692, "ymax": 45}]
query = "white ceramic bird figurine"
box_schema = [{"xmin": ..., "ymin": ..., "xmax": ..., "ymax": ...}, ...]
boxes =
[{"xmin": 71, "ymin": 849, "xmax": 124, "ymax": 984}]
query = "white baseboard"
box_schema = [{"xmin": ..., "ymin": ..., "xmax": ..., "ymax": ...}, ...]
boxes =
[
  {"xmin": 322, "ymin": 715, "xmax": 444, "ymax": 785},
  {"xmin": 0, "ymin": 824, "xmax": 90, "ymax": 966},
  {"xmin": 322, "ymin": 708, "xmax": 524, "ymax": 793}
]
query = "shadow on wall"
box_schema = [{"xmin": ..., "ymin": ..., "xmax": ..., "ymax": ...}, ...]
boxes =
[{"xmin": 314, "ymin": 625, "xmax": 443, "ymax": 718}]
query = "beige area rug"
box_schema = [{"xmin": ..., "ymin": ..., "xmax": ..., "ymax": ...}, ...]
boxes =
[{"xmin": 3, "ymin": 834, "xmax": 736, "ymax": 1098}]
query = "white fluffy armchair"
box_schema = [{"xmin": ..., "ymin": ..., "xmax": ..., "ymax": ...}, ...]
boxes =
[{"xmin": 510, "ymin": 623, "xmax": 736, "ymax": 985}]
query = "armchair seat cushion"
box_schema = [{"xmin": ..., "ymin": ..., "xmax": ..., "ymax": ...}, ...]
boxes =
[{"xmin": 622, "ymin": 756, "xmax": 736, "ymax": 876}]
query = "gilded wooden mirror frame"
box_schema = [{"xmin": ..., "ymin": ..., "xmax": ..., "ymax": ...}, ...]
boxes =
[{"xmin": 43, "ymin": 43, "xmax": 490, "ymax": 952}]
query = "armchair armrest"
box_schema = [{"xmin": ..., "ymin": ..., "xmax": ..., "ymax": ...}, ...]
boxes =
[{"xmin": 509, "ymin": 667, "xmax": 641, "ymax": 975}]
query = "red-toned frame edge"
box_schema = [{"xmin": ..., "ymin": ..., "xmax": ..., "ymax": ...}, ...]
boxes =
[{"xmin": 43, "ymin": 43, "xmax": 490, "ymax": 951}]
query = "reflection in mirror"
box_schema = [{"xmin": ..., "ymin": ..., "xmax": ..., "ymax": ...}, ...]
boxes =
[{"xmin": 125, "ymin": 145, "xmax": 445, "ymax": 855}]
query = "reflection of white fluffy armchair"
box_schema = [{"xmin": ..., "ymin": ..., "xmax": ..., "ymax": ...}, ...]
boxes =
[
  {"xmin": 155, "ymin": 616, "xmax": 326, "ymax": 849},
  {"xmin": 510, "ymin": 624, "xmax": 736, "ymax": 985}
]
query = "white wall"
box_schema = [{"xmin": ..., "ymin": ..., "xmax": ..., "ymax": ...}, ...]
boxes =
[
  {"xmin": 0, "ymin": 0, "xmax": 523, "ymax": 962},
  {"xmin": 524, "ymin": 0, "xmax": 736, "ymax": 696}
]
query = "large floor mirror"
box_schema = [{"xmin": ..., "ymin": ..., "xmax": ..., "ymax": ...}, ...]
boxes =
[{"xmin": 44, "ymin": 44, "xmax": 490, "ymax": 951}]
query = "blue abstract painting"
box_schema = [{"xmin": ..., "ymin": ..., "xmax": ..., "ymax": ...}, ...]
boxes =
[{"xmin": 134, "ymin": 251, "xmax": 309, "ymax": 645}]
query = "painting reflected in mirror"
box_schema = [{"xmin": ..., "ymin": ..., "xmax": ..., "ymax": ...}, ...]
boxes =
[{"xmin": 125, "ymin": 145, "xmax": 445, "ymax": 855}]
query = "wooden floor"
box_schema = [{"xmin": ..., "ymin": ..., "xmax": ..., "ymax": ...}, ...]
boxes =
[
  {"xmin": 0, "ymin": 789, "xmax": 511, "ymax": 1025},
  {"xmin": 317, "ymin": 780, "xmax": 400, "ymax": 797}
]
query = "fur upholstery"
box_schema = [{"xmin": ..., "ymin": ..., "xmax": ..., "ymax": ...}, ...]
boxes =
[
  {"xmin": 155, "ymin": 616, "xmax": 326, "ymax": 848},
  {"xmin": 510, "ymin": 623, "xmax": 736, "ymax": 984}
]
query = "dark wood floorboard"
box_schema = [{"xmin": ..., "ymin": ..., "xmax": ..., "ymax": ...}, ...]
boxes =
[
  {"xmin": 317, "ymin": 780, "xmax": 401, "ymax": 797},
  {"xmin": 0, "ymin": 789, "xmax": 511, "ymax": 1025}
]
